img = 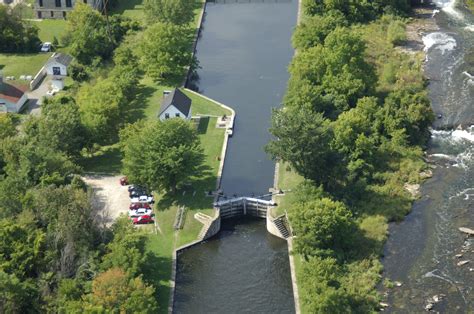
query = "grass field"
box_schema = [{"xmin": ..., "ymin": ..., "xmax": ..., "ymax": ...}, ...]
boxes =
[
  {"xmin": 272, "ymin": 163, "xmax": 304, "ymax": 217},
  {"xmin": 0, "ymin": 53, "xmax": 51, "ymax": 86},
  {"xmin": 31, "ymin": 19, "xmax": 68, "ymax": 44}
]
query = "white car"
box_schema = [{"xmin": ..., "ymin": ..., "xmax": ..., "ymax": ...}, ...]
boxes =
[
  {"xmin": 130, "ymin": 195, "xmax": 154, "ymax": 204},
  {"xmin": 40, "ymin": 42, "xmax": 52, "ymax": 52},
  {"xmin": 129, "ymin": 207, "xmax": 153, "ymax": 218}
]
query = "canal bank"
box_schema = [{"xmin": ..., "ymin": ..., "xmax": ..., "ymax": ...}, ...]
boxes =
[
  {"xmin": 173, "ymin": 0, "xmax": 299, "ymax": 312},
  {"xmin": 383, "ymin": 0, "xmax": 474, "ymax": 311}
]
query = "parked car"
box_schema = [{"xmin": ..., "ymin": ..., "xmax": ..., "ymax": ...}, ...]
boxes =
[
  {"xmin": 131, "ymin": 195, "xmax": 154, "ymax": 204},
  {"xmin": 40, "ymin": 42, "xmax": 52, "ymax": 52},
  {"xmin": 129, "ymin": 207, "xmax": 153, "ymax": 218},
  {"xmin": 119, "ymin": 176, "xmax": 128, "ymax": 186},
  {"xmin": 129, "ymin": 203, "xmax": 151, "ymax": 210},
  {"xmin": 129, "ymin": 189, "xmax": 147, "ymax": 198},
  {"xmin": 132, "ymin": 215, "xmax": 154, "ymax": 225}
]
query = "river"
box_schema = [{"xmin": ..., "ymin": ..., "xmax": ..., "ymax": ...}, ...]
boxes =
[
  {"xmin": 174, "ymin": 1, "xmax": 298, "ymax": 313},
  {"xmin": 383, "ymin": 0, "xmax": 474, "ymax": 312}
]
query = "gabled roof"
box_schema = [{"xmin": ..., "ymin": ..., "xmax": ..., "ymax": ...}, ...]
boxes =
[
  {"xmin": 47, "ymin": 53, "xmax": 73, "ymax": 67},
  {"xmin": 0, "ymin": 82, "xmax": 26, "ymax": 104},
  {"xmin": 158, "ymin": 88, "xmax": 192, "ymax": 117}
]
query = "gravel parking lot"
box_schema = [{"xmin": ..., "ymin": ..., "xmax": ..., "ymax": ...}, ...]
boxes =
[{"xmin": 83, "ymin": 174, "xmax": 130, "ymax": 226}]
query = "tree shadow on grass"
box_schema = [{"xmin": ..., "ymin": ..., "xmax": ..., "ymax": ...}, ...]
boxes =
[
  {"xmin": 142, "ymin": 251, "xmax": 173, "ymax": 313},
  {"xmin": 197, "ymin": 116, "xmax": 210, "ymax": 134},
  {"xmin": 156, "ymin": 164, "xmax": 216, "ymax": 212},
  {"xmin": 125, "ymin": 83, "xmax": 157, "ymax": 123}
]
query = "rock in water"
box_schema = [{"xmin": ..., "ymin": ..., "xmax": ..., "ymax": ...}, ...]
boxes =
[
  {"xmin": 457, "ymin": 260, "xmax": 470, "ymax": 266},
  {"xmin": 459, "ymin": 227, "xmax": 474, "ymax": 235}
]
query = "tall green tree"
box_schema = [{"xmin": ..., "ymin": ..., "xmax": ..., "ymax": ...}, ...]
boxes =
[
  {"xmin": 0, "ymin": 5, "xmax": 40, "ymax": 53},
  {"xmin": 139, "ymin": 22, "xmax": 192, "ymax": 83},
  {"xmin": 65, "ymin": 3, "xmax": 113, "ymax": 64},
  {"xmin": 266, "ymin": 106, "xmax": 339, "ymax": 189},
  {"xmin": 144, "ymin": 0, "xmax": 195, "ymax": 25},
  {"xmin": 121, "ymin": 118, "xmax": 204, "ymax": 193},
  {"xmin": 290, "ymin": 198, "xmax": 356, "ymax": 259}
]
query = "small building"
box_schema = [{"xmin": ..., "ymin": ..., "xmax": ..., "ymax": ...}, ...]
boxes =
[
  {"xmin": 45, "ymin": 53, "xmax": 73, "ymax": 91},
  {"xmin": 158, "ymin": 88, "xmax": 192, "ymax": 121},
  {"xmin": 0, "ymin": 75, "xmax": 28, "ymax": 113},
  {"xmin": 45, "ymin": 53, "xmax": 73, "ymax": 77},
  {"xmin": 34, "ymin": 0, "xmax": 103, "ymax": 19}
]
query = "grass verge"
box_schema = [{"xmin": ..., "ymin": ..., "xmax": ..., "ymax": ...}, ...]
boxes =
[{"xmin": 0, "ymin": 53, "xmax": 51, "ymax": 85}]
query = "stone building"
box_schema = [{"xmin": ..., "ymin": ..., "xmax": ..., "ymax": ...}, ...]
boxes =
[{"xmin": 34, "ymin": 0, "xmax": 103, "ymax": 19}]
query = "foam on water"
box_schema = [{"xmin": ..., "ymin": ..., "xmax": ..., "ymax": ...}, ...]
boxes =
[
  {"xmin": 433, "ymin": 0, "xmax": 464, "ymax": 20},
  {"xmin": 423, "ymin": 32, "xmax": 457, "ymax": 55}
]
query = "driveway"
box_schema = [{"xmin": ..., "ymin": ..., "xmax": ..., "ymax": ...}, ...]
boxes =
[
  {"xmin": 83, "ymin": 174, "xmax": 130, "ymax": 227},
  {"xmin": 24, "ymin": 76, "xmax": 52, "ymax": 115}
]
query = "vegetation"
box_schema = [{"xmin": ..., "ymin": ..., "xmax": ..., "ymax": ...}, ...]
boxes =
[
  {"xmin": 139, "ymin": 22, "xmax": 193, "ymax": 83},
  {"xmin": 120, "ymin": 119, "xmax": 205, "ymax": 193},
  {"xmin": 271, "ymin": 2, "xmax": 433, "ymax": 312},
  {"xmin": 0, "ymin": 5, "xmax": 41, "ymax": 53},
  {"xmin": 0, "ymin": 0, "xmax": 212, "ymax": 312},
  {"xmin": 144, "ymin": 0, "xmax": 195, "ymax": 25}
]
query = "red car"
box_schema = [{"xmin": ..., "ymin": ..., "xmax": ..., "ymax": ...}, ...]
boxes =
[
  {"xmin": 132, "ymin": 215, "xmax": 154, "ymax": 225},
  {"xmin": 129, "ymin": 203, "xmax": 151, "ymax": 210},
  {"xmin": 119, "ymin": 177, "xmax": 128, "ymax": 186}
]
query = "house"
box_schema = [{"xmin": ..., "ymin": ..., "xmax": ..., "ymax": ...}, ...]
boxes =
[
  {"xmin": 45, "ymin": 53, "xmax": 73, "ymax": 91},
  {"xmin": 158, "ymin": 89, "xmax": 192, "ymax": 121},
  {"xmin": 0, "ymin": 75, "xmax": 28, "ymax": 113},
  {"xmin": 45, "ymin": 53, "xmax": 73, "ymax": 77},
  {"xmin": 34, "ymin": 0, "xmax": 103, "ymax": 19}
]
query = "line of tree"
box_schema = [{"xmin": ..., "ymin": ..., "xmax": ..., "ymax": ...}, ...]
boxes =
[
  {"xmin": 0, "ymin": 5, "xmax": 41, "ymax": 53},
  {"xmin": 267, "ymin": 0, "xmax": 433, "ymax": 312},
  {"xmin": 0, "ymin": 106, "xmax": 158, "ymax": 312}
]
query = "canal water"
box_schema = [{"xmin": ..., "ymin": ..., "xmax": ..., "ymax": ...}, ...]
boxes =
[
  {"xmin": 383, "ymin": 0, "xmax": 474, "ymax": 312},
  {"xmin": 174, "ymin": 1, "xmax": 298, "ymax": 313}
]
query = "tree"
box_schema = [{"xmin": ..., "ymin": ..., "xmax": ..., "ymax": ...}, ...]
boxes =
[
  {"xmin": 292, "ymin": 11, "xmax": 347, "ymax": 50},
  {"xmin": 266, "ymin": 106, "xmax": 339, "ymax": 189},
  {"xmin": 290, "ymin": 198, "xmax": 356, "ymax": 259},
  {"xmin": 26, "ymin": 96, "xmax": 87, "ymax": 159},
  {"xmin": 121, "ymin": 118, "xmax": 204, "ymax": 193},
  {"xmin": 144, "ymin": 0, "xmax": 195, "ymax": 25},
  {"xmin": 65, "ymin": 3, "xmax": 114, "ymax": 64},
  {"xmin": 0, "ymin": 5, "xmax": 41, "ymax": 53},
  {"xmin": 101, "ymin": 217, "xmax": 146, "ymax": 277},
  {"xmin": 24, "ymin": 186, "xmax": 98, "ymax": 277},
  {"xmin": 82, "ymin": 268, "xmax": 158, "ymax": 313},
  {"xmin": 298, "ymin": 257, "xmax": 352, "ymax": 313},
  {"xmin": 0, "ymin": 219, "xmax": 45, "ymax": 279},
  {"xmin": 139, "ymin": 22, "xmax": 193, "ymax": 83},
  {"xmin": 0, "ymin": 271, "xmax": 39, "ymax": 313}
]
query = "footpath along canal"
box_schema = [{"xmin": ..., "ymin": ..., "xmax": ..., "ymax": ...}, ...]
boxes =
[{"xmin": 174, "ymin": 0, "xmax": 299, "ymax": 313}]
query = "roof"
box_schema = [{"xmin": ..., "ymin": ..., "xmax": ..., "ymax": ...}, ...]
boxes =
[
  {"xmin": 47, "ymin": 53, "xmax": 73, "ymax": 67},
  {"xmin": 158, "ymin": 88, "xmax": 192, "ymax": 117},
  {"xmin": 0, "ymin": 82, "xmax": 26, "ymax": 104}
]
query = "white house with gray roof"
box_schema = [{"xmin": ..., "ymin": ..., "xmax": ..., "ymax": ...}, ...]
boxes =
[
  {"xmin": 158, "ymin": 89, "xmax": 192, "ymax": 121},
  {"xmin": 45, "ymin": 53, "xmax": 73, "ymax": 77}
]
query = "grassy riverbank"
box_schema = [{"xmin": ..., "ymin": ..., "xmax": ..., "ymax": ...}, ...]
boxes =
[
  {"xmin": 274, "ymin": 4, "xmax": 433, "ymax": 312},
  {"xmin": 465, "ymin": 0, "xmax": 474, "ymax": 12}
]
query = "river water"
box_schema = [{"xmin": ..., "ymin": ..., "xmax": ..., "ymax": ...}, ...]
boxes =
[
  {"xmin": 383, "ymin": 0, "xmax": 474, "ymax": 312},
  {"xmin": 174, "ymin": 1, "xmax": 298, "ymax": 313}
]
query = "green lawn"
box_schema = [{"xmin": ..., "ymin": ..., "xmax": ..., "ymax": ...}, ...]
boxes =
[
  {"xmin": 465, "ymin": 0, "xmax": 474, "ymax": 12},
  {"xmin": 272, "ymin": 163, "xmax": 304, "ymax": 217},
  {"xmin": 0, "ymin": 53, "xmax": 51, "ymax": 86},
  {"xmin": 110, "ymin": 0, "xmax": 145, "ymax": 20},
  {"xmin": 31, "ymin": 19, "xmax": 68, "ymax": 44}
]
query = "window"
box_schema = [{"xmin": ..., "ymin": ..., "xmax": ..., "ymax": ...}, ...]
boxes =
[
  {"xmin": 165, "ymin": 113, "xmax": 170, "ymax": 119},
  {"xmin": 50, "ymin": 11, "xmax": 54, "ymax": 17},
  {"xmin": 175, "ymin": 113, "xmax": 180, "ymax": 117},
  {"xmin": 39, "ymin": 0, "xmax": 43, "ymax": 7},
  {"xmin": 83, "ymin": 0, "xmax": 87, "ymax": 3},
  {"xmin": 55, "ymin": 0, "xmax": 61, "ymax": 7},
  {"xmin": 66, "ymin": 0, "xmax": 72, "ymax": 7},
  {"xmin": 62, "ymin": 11, "xmax": 66, "ymax": 18},
  {"xmin": 37, "ymin": 11, "xmax": 42, "ymax": 18},
  {"xmin": 52, "ymin": 67, "xmax": 61, "ymax": 76}
]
